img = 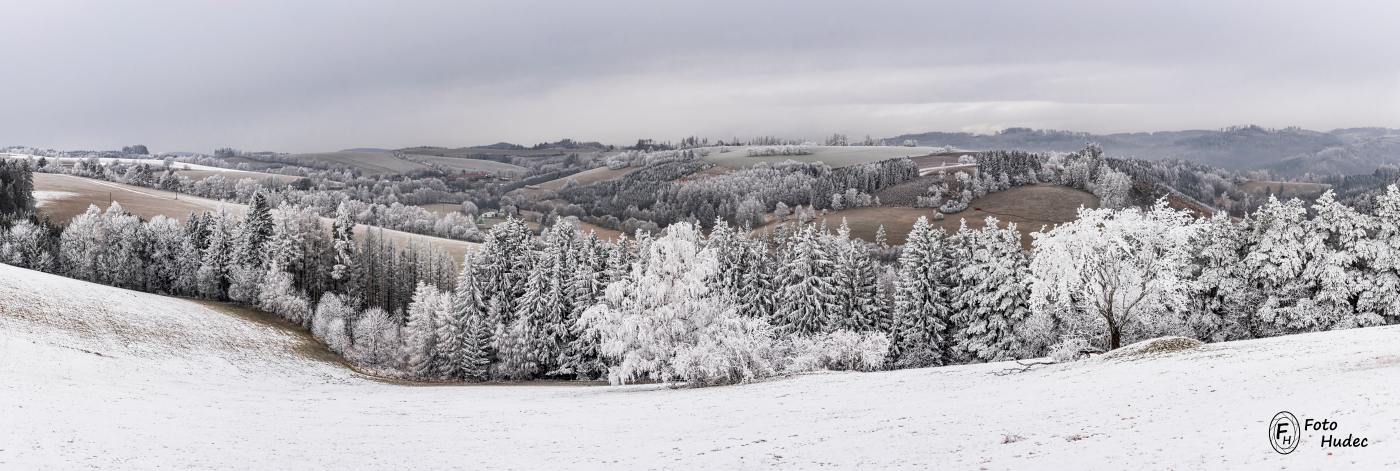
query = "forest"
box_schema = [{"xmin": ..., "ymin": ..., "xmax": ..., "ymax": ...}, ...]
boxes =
[{"xmin": 4, "ymin": 154, "xmax": 1400, "ymax": 385}]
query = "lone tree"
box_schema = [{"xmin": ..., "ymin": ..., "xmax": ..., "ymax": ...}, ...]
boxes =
[{"xmin": 1028, "ymin": 201, "xmax": 1198, "ymax": 350}]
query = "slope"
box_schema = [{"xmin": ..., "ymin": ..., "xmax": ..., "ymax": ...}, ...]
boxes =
[
  {"xmin": 1, "ymin": 263, "xmax": 1397, "ymax": 469},
  {"xmin": 31, "ymin": 173, "xmax": 477, "ymax": 261}
]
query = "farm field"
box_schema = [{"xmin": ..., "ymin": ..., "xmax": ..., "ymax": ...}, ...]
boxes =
[
  {"xmin": 170, "ymin": 168, "xmax": 303, "ymax": 184},
  {"xmin": 575, "ymin": 220, "xmax": 623, "ymax": 241},
  {"xmin": 30, "ymin": 174, "xmax": 477, "ymax": 260},
  {"xmin": 1239, "ymin": 180, "xmax": 1331, "ymax": 198},
  {"xmin": 755, "ymin": 184, "xmax": 1098, "ymax": 247},
  {"xmin": 537, "ymin": 166, "xmax": 638, "ymax": 190},
  {"xmin": 287, "ymin": 150, "xmax": 426, "ymax": 176},
  {"xmin": 701, "ymin": 145, "xmax": 945, "ymax": 169},
  {"xmin": 412, "ymin": 202, "xmax": 466, "ymax": 217},
  {"xmin": 2, "ymin": 153, "xmax": 302, "ymax": 184},
  {"xmin": 405, "ymin": 154, "xmax": 528, "ymax": 176},
  {"xmin": 3, "ymin": 262, "xmax": 1396, "ymax": 470}
]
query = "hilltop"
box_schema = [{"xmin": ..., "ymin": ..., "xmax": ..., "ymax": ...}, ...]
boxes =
[{"xmin": 2, "ymin": 262, "xmax": 1396, "ymax": 469}]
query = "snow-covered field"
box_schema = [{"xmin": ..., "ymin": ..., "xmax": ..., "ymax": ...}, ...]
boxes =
[
  {"xmin": 1, "ymin": 152, "xmax": 229, "ymax": 172},
  {"xmin": 1, "ymin": 262, "xmax": 1397, "ymax": 470}
]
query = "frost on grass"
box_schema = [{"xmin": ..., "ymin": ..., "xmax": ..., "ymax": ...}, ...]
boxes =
[{"xmin": 1099, "ymin": 336, "xmax": 1202, "ymax": 360}]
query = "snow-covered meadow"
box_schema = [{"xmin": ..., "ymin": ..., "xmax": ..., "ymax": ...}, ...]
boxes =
[{"xmin": 2, "ymin": 262, "xmax": 1396, "ymax": 470}]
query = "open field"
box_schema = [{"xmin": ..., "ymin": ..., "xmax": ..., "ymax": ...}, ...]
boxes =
[
  {"xmin": 170, "ymin": 168, "xmax": 303, "ymax": 184},
  {"xmin": 756, "ymin": 184, "xmax": 1098, "ymax": 247},
  {"xmin": 405, "ymin": 154, "xmax": 529, "ymax": 176},
  {"xmin": 2, "ymin": 153, "xmax": 302, "ymax": 184},
  {"xmin": 412, "ymin": 202, "xmax": 466, "ymax": 217},
  {"xmin": 33, "ymin": 173, "xmax": 240, "ymax": 222},
  {"xmin": 537, "ymin": 166, "xmax": 639, "ymax": 190},
  {"xmin": 1239, "ymin": 180, "xmax": 1331, "ymax": 198},
  {"xmin": 575, "ymin": 220, "xmax": 623, "ymax": 241},
  {"xmin": 3, "ymin": 262, "xmax": 1397, "ymax": 469},
  {"xmin": 701, "ymin": 145, "xmax": 945, "ymax": 169},
  {"xmin": 31, "ymin": 174, "xmax": 476, "ymax": 260},
  {"xmin": 287, "ymin": 151, "xmax": 426, "ymax": 176}
]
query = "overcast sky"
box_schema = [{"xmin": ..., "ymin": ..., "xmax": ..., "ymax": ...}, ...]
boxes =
[{"xmin": 3, "ymin": 0, "xmax": 1399, "ymax": 153}]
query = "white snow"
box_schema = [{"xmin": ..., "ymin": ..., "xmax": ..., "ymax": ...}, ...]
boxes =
[
  {"xmin": 1, "ymin": 262, "xmax": 1397, "ymax": 469},
  {"xmin": 2, "ymin": 152, "xmax": 230, "ymax": 172},
  {"xmin": 30, "ymin": 191, "xmax": 77, "ymax": 208}
]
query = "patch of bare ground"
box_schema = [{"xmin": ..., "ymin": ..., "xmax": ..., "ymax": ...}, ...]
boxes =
[{"xmin": 756, "ymin": 184, "xmax": 1097, "ymax": 248}]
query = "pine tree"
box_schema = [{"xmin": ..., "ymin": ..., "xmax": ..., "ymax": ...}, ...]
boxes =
[
  {"xmin": 830, "ymin": 219, "xmax": 883, "ymax": 332},
  {"xmin": 330, "ymin": 202, "xmax": 362, "ymax": 304},
  {"xmin": 1304, "ymin": 191, "xmax": 1379, "ymax": 329},
  {"xmin": 1187, "ymin": 213, "xmax": 1255, "ymax": 341},
  {"xmin": 404, "ymin": 282, "xmax": 445, "ymax": 379},
  {"xmin": 559, "ymin": 239, "xmax": 608, "ymax": 379},
  {"xmin": 1242, "ymin": 196, "xmax": 1315, "ymax": 335},
  {"xmin": 778, "ymin": 224, "xmax": 837, "ymax": 334},
  {"xmin": 891, "ymin": 216, "xmax": 952, "ymax": 367},
  {"xmin": 737, "ymin": 238, "xmax": 777, "ymax": 320},
  {"xmin": 448, "ymin": 261, "xmax": 494, "ymax": 380},
  {"xmin": 1364, "ymin": 185, "xmax": 1400, "ymax": 324},
  {"xmin": 236, "ymin": 192, "xmax": 274, "ymax": 269},
  {"xmin": 197, "ymin": 209, "xmax": 236, "ymax": 299},
  {"xmin": 951, "ymin": 218, "xmax": 1032, "ymax": 362}
]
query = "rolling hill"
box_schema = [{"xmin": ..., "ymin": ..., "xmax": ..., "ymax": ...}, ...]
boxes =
[
  {"xmin": 887, "ymin": 126, "xmax": 1400, "ymax": 176},
  {"xmin": 30, "ymin": 173, "xmax": 477, "ymax": 261},
  {"xmin": 2, "ymin": 262, "xmax": 1396, "ymax": 469}
]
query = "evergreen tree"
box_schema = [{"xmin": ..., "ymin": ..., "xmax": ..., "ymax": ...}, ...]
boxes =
[
  {"xmin": 447, "ymin": 261, "xmax": 493, "ymax": 380},
  {"xmin": 236, "ymin": 192, "xmax": 274, "ymax": 269},
  {"xmin": 197, "ymin": 209, "xmax": 236, "ymax": 299},
  {"xmin": 778, "ymin": 224, "xmax": 836, "ymax": 334},
  {"xmin": 1187, "ymin": 213, "xmax": 1256, "ymax": 341},
  {"xmin": 403, "ymin": 282, "xmax": 446, "ymax": 379},
  {"xmin": 891, "ymin": 217, "xmax": 952, "ymax": 366},
  {"xmin": 830, "ymin": 219, "xmax": 883, "ymax": 332},
  {"xmin": 951, "ymin": 218, "xmax": 1032, "ymax": 362},
  {"xmin": 1242, "ymin": 196, "xmax": 1315, "ymax": 335}
]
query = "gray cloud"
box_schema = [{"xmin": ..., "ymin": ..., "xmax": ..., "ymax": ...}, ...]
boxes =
[{"xmin": 2, "ymin": 0, "xmax": 1398, "ymax": 152}]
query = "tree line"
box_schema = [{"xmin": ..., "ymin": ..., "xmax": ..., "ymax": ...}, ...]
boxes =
[{"xmin": 6, "ymin": 159, "xmax": 1400, "ymax": 386}]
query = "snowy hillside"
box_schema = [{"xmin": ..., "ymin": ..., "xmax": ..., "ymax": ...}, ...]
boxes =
[{"xmin": 1, "ymin": 262, "xmax": 1397, "ymax": 470}]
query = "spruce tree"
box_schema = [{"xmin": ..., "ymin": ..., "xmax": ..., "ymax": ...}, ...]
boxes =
[
  {"xmin": 830, "ymin": 219, "xmax": 884, "ymax": 332},
  {"xmin": 891, "ymin": 216, "xmax": 952, "ymax": 367},
  {"xmin": 404, "ymin": 282, "xmax": 444, "ymax": 379},
  {"xmin": 236, "ymin": 192, "xmax": 274, "ymax": 269},
  {"xmin": 778, "ymin": 224, "xmax": 836, "ymax": 334},
  {"xmin": 952, "ymin": 218, "xmax": 1032, "ymax": 362}
]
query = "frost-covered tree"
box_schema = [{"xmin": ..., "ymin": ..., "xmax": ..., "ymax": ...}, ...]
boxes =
[
  {"xmin": 830, "ymin": 220, "xmax": 885, "ymax": 332},
  {"xmin": 890, "ymin": 216, "xmax": 953, "ymax": 366},
  {"xmin": 1364, "ymin": 185, "xmax": 1400, "ymax": 324},
  {"xmin": 235, "ymin": 192, "xmax": 274, "ymax": 269},
  {"xmin": 197, "ymin": 209, "xmax": 237, "ymax": 298},
  {"xmin": 778, "ymin": 224, "xmax": 836, "ymax": 334},
  {"xmin": 1241, "ymin": 196, "xmax": 1316, "ymax": 335},
  {"xmin": 352, "ymin": 307, "xmax": 401, "ymax": 368},
  {"xmin": 1090, "ymin": 167, "xmax": 1133, "ymax": 209},
  {"xmin": 403, "ymin": 282, "xmax": 449, "ymax": 379},
  {"xmin": 1186, "ymin": 213, "xmax": 1255, "ymax": 342},
  {"xmin": 1028, "ymin": 202, "xmax": 1198, "ymax": 351},
  {"xmin": 951, "ymin": 218, "xmax": 1032, "ymax": 362},
  {"xmin": 312, "ymin": 293, "xmax": 355, "ymax": 354},
  {"xmin": 446, "ymin": 261, "xmax": 493, "ymax": 380},
  {"xmin": 259, "ymin": 265, "xmax": 311, "ymax": 325},
  {"xmin": 1303, "ymin": 191, "xmax": 1379, "ymax": 329},
  {"xmin": 330, "ymin": 202, "xmax": 362, "ymax": 301},
  {"xmin": 580, "ymin": 222, "xmax": 779, "ymax": 386},
  {"xmin": 0, "ymin": 219, "xmax": 54, "ymax": 271}
]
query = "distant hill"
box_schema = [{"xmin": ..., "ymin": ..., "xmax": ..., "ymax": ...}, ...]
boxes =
[{"xmin": 888, "ymin": 126, "xmax": 1400, "ymax": 177}]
